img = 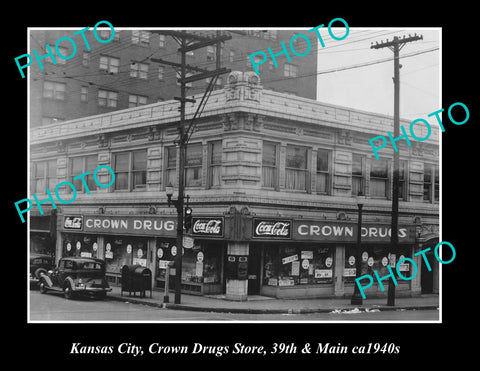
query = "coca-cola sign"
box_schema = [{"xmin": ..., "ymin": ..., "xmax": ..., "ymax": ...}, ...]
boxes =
[
  {"xmin": 64, "ymin": 216, "xmax": 83, "ymax": 230},
  {"xmin": 191, "ymin": 217, "xmax": 223, "ymax": 237},
  {"xmin": 253, "ymin": 219, "xmax": 292, "ymax": 239}
]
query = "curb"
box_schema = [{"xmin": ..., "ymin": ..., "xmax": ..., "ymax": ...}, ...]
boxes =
[{"xmin": 107, "ymin": 295, "xmax": 439, "ymax": 315}]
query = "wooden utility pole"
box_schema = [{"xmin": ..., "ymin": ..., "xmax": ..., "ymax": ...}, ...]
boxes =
[
  {"xmin": 371, "ymin": 34, "xmax": 423, "ymax": 306},
  {"xmin": 151, "ymin": 31, "xmax": 231, "ymax": 304}
]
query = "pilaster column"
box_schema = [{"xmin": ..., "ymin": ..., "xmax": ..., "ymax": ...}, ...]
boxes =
[{"xmin": 226, "ymin": 241, "xmax": 249, "ymax": 301}]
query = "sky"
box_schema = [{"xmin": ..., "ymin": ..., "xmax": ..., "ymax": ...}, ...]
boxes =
[{"xmin": 314, "ymin": 28, "xmax": 441, "ymax": 121}]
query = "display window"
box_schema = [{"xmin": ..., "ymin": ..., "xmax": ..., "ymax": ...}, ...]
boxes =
[
  {"xmin": 344, "ymin": 245, "xmax": 413, "ymax": 283},
  {"xmin": 104, "ymin": 237, "xmax": 148, "ymax": 274},
  {"xmin": 263, "ymin": 244, "xmax": 334, "ymax": 286},
  {"xmin": 156, "ymin": 240, "xmax": 222, "ymax": 284},
  {"xmin": 62, "ymin": 233, "xmax": 98, "ymax": 259}
]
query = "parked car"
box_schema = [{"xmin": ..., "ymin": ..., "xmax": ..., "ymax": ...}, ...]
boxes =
[
  {"xmin": 30, "ymin": 253, "xmax": 54, "ymax": 288},
  {"xmin": 39, "ymin": 257, "xmax": 112, "ymax": 299}
]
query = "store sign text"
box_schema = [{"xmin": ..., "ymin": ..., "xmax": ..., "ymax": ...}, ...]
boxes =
[
  {"xmin": 64, "ymin": 216, "xmax": 83, "ymax": 230},
  {"xmin": 297, "ymin": 224, "xmax": 407, "ymax": 239},
  {"xmin": 192, "ymin": 217, "xmax": 224, "ymax": 237},
  {"xmin": 253, "ymin": 220, "xmax": 292, "ymax": 239},
  {"xmin": 62, "ymin": 215, "xmax": 177, "ymax": 236}
]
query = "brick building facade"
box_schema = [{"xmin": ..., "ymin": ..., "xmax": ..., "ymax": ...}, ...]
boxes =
[{"xmin": 29, "ymin": 71, "xmax": 439, "ymax": 300}]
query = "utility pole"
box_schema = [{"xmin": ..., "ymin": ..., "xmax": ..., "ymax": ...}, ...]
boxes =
[
  {"xmin": 151, "ymin": 30, "xmax": 231, "ymax": 304},
  {"xmin": 371, "ymin": 34, "xmax": 423, "ymax": 306}
]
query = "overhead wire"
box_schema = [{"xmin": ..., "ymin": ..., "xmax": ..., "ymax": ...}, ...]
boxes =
[{"xmin": 32, "ymin": 28, "xmax": 439, "ymax": 109}]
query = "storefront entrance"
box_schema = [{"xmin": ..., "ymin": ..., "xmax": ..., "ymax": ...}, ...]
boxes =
[
  {"xmin": 421, "ymin": 250, "xmax": 435, "ymax": 294},
  {"xmin": 248, "ymin": 247, "xmax": 261, "ymax": 295}
]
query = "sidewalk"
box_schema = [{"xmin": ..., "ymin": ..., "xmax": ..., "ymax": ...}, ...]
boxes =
[{"xmin": 107, "ymin": 286, "xmax": 439, "ymax": 314}]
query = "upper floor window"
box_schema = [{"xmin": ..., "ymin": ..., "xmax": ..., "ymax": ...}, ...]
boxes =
[
  {"xmin": 423, "ymin": 163, "xmax": 439, "ymax": 202},
  {"xmin": 128, "ymin": 94, "xmax": 147, "ymax": 108},
  {"xmin": 264, "ymin": 30, "xmax": 278, "ymax": 40},
  {"xmin": 80, "ymin": 86, "xmax": 88, "ymax": 102},
  {"xmin": 98, "ymin": 29, "xmax": 119, "ymax": 42},
  {"xmin": 82, "ymin": 51, "xmax": 90, "ymax": 67},
  {"xmin": 284, "ymin": 63, "xmax": 298, "ymax": 77},
  {"xmin": 206, "ymin": 45, "xmax": 222, "ymax": 61},
  {"xmin": 70, "ymin": 155, "xmax": 97, "ymax": 193},
  {"xmin": 99, "ymin": 55, "xmax": 119, "ymax": 74},
  {"xmin": 131, "ymin": 30, "xmax": 150, "ymax": 45},
  {"xmin": 32, "ymin": 160, "xmax": 57, "ymax": 194},
  {"xmin": 262, "ymin": 141, "xmax": 278, "ymax": 189},
  {"xmin": 51, "ymin": 46, "xmax": 67, "ymax": 64},
  {"xmin": 113, "ymin": 150, "xmax": 147, "ymax": 191},
  {"xmin": 98, "ymin": 89, "xmax": 118, "ymax": 108},
  {"xmin": 251, "ymin": 54, "xmax": 265, "ymax": 73},
  {"xmin": 316, "ymin": 149, "xmax": 330, "ymax": 194},
  {"xmin": 370, "ymin": 158, "xmax": 390, "ymax": 198},
  {"xmin": 352, "ymin": 154, "xmax": 365, "ymax": 196},
  {"xmin": 208, "ymin": 141, "xmax": 222, "ymax": 187},
  {"xmin": 158, "ymin": 34, "xmax": 166, "ymax": 48},
  {"xmin": 285, "ymin": 145, "xmax": 308, "ymax": 191},
  {"xmin": 130, "ymin": 62, "xmax": 149, "ymax": 79},
  {"xmin": 185, "ymin": 143, "xmax": 202, "ymax": 187},
  {"xmin": 165, "ymin": 146, "xmax": 177, "ymax": 188},
  {"xmin": 43, "ymin": 81, "xmax": 66, "ymax": 100}
]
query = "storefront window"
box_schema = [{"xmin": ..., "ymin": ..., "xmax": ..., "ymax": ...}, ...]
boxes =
[
  {"xmin": 263, "ymin": 245, "xmax": 334, "ymax": 286},
  {"xmin": 104, "ymin": 237, "xmax": 148, "ymax": 274},
  {"xmin": 344, "ymin": 245, "xmax": 412, "ymax": 283},
  {"xmin": 62, "ymin": 233, "xmax": 98, "ymax": 259},
  {"xmin": 156, "ymin": 240, "xmax": 222, "ymax": 284}
]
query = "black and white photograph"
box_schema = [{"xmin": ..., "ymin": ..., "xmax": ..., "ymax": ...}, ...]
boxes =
[
  {"xmin": 26, "ymin": 24, "xmax": 441, "ymax": 323},
  {"xmin": 7, "ymin": 8, "xmax": 474, "ymax": 365}
]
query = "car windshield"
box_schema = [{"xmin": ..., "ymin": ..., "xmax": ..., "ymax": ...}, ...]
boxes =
[{"xmin": 80, "ymin": 262, "xmax": 102, "ymax": 270}]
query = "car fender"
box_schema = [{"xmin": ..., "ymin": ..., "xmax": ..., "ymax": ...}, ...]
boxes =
[
  {"xmin": 63, "ymin": 276, "xmax": 75, "ymax": 290},
  {"xmin": 41, "ymin": 275, "xmax": 53, "ymax": 287}
]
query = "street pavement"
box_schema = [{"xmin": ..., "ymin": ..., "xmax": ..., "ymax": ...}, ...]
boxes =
[
  {"xmin": 107, "ymin": 285, "xmax": 439, "ymax": 315},
  {"xmin": 29, "ymin": 290, "xmax": 439, "ymax": 321}
]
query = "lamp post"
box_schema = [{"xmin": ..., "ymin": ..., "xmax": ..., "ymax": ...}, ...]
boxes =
[
  {"xmin": 165, "ymin": 182, "xmax": 189, "ymax": 304},
  {"xmin": 351, "ymin": 192, "xmax": 365, "ymax": 305}
]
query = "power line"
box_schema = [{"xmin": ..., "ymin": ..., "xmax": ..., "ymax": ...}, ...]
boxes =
[{"xmin": 260, "ymin": 47, "xmax": 439, "ymax": 85}]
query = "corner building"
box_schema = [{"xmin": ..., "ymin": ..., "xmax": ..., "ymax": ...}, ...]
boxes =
[{"xmin": 30, "ymin": 71, "xmax": 440, "ymax": 300}]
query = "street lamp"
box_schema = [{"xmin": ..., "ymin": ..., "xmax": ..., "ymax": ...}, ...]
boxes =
[
  {"xmin": 351, "ymin": 191, "xmax": 366, "ymax": 305},
  {"xmin": 164, "ymin": 182, "xmax": 189, "ymax": 304}
]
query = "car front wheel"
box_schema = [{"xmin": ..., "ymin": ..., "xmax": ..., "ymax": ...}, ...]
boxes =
[
  {"xmin": 39, "ymin": 281, "xmax": 47, "ymax": 294},
  {"xmin": 64, "ymin": 283, "xmax": 75, "ymax": 300}
]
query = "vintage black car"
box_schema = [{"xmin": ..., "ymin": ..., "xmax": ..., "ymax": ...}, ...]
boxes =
[
  {"xmin": 39, "ymin": 257, "xmax": 112, "ymax": 299},
  {"xmin": 30, "ymin": 253, "xmax": 54, "ymax": 288}
]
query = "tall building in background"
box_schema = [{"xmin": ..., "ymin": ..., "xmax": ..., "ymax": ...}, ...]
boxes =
[{"xmin": 29, "ymin": 28, "xmax": 318, "ymax": 127}]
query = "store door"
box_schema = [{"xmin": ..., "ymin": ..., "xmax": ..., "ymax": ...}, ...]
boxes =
[
  {"xmin": 421, "ymin": 250, "xmax": 434, "ymax": 294},
  {"xmin": 248, "ymin": 247, "xmax": 261, "ymax": 295}
]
